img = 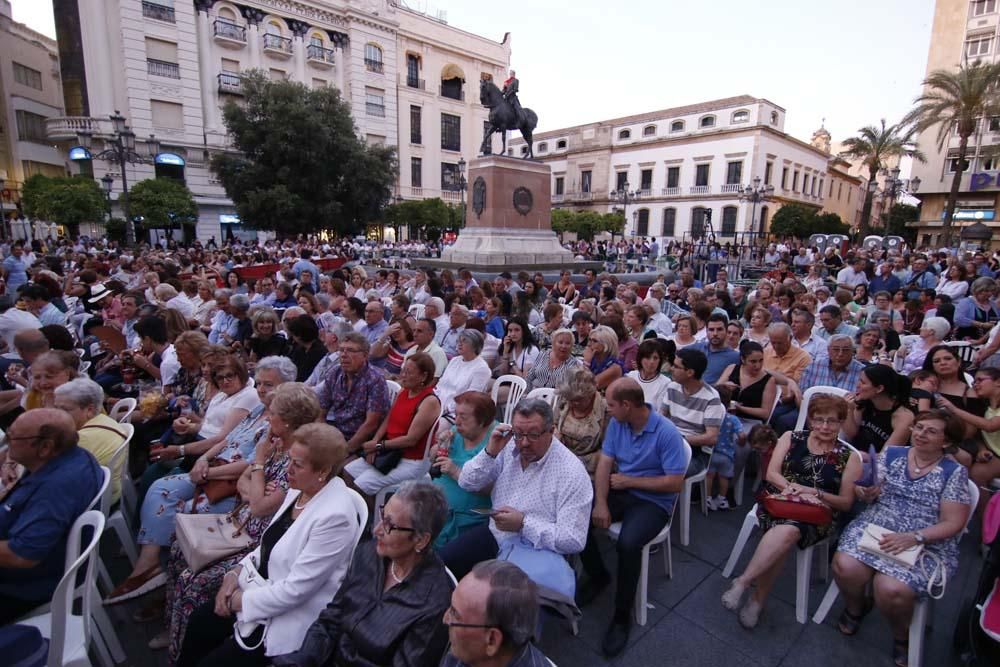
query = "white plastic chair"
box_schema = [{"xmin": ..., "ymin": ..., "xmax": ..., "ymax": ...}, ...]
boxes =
[
  {"xmin": 20, "ymin": 510, "xmax": 105, "ymax": 667},
  {"xmin": 445, "ymin": 567, "xmax": 459, "ymax": 587},
  {"xmin": 945, "ymin": 340, "xmax": 977, "ymax": 366},
  {"xmin": 108, "ymin": 397, "xmax": 137, "ymax": 423},
  {"xmin": 812, "ymin": 480, "xmax": 979, "ymax": 667},
  {"xmin": 491, "ymin": 374, "xmax": 528, "ymax": 425},
  {"xmin": 104, "ymin": 423, "xmax": 139, "ymax": 566},
  {"xmin": 794, "ymin": 386, "xmax": 851, "ymax": 431},
  {"xmin": 525, "ymin": 386, "xmax": 557, "ymax": 408},
  {"xmin": 733, "ymin": 390, "xmax": 783, "ymax": 505},
  {"xmin": 386, "ymin": 380, "xmax": 402, "ymax": 405},
  {"xmin": 679, "ymin": 451, "xmax": 706, "ymax": 547},
  {"xmin": 606, "ymin": 439, "xmax": 691, "ymax": 626},
  {"xmin": 408, "ymin": 304, "xmax": 426, "ymax": 319}
]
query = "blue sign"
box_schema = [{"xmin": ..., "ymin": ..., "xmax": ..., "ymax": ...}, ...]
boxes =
[
  {"xmin": 940, "ymin": 209, "xmax": 996, "ymax": 221},
  {"xmin": 68, "ymin": 146, "xmax": 91, "ymax": 161},
  {"xmin": 154, "ymin": 152, "xmax": 185, "ymax": 166},
  {"xmin": 219, "ymin": 214, "xmax": 241, "ymax": 224}
]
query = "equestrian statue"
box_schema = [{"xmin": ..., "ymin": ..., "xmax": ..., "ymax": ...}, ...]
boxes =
[{"xmin": 480, "ymin": 69, "xmax": 538, "ymax": 159}]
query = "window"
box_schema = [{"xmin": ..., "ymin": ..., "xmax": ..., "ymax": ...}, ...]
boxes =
[
  {"xmin": 695, "ymin": 164, "xmax": 710, "ymax": 187},
  {"xmin": 410, "ymin": 105, "xmax": 421, "ymax": 144},
  {"xmin": 618, "ymin": 129, "xmax": 631, "ymax": 140},
  {"xmin": 770, "ymin": 111, "xmax": 779, "ymax": 125},
  {"xmin": 521, "ymin": 146, "xmax": 529, "ymax": 156},
  {"xmin": 829, "ymin": 179, "xmax": 834, "ymax": 197},
  {"xmin": 670, "ymin": 120, "xmax": 684, "ymax": 132},
  {"xmin": 731, "ymin": 110, "xmax": 750, "ymax": 123},
  {"xmin": 406, "ymin": 53, "xmax": 421, "ymax": 88},
  {"xmin": 441, "ymin": 162, "xmax": 461, "ymax": 191},
  {"xmin": 967, "ymin": 34, "xmax": 993, "ymax": 58},
  {"xmin": 781, "ymin": 167, "xmax": 789, "ymax": 189},
  {"xmin": 581, "ymin": 170, "xmax": 592, "ymax": 193},
  {"xmin": 818, "ymin": 179, "xmax": 824, "ymax": 197},
  {"xmin": 982, "ymin": 157, "xmax": 998, "ymax": 171},
  {"xmin": 146, "ymin": 38, "xmax": 179, "ymax": 78},
  {"xmin": 615, "ymin": 172, "xmax": 628, "ymax": 192},
  {"xmin": 640, "ymin": 169, "xmax": 653, "ymax": 191},
  {"xmin": 364, "ymin": 44, "xmax": 383, "ymax": 73},
  {"xmin": 12, "ymin": 62, "xmax": 42, "ymax": 90},
  {"xmin": 973, "ymin": 0, "xmax": 997, "ymax": 16},
  {"xmin": 662, "ymin": 208, "xmax": 676, "ymax": 236},
  {"xmin": 556, "ymin": 139, "xmax": 567, "ymax": 149},
  {"xmin": 792, "ymin": 170, "xmax": 800, "ymax": 191},
  {"xmin": 643, "ymin": 125, "xmax": 656, "ymax": 137},
  {"xmin": 311, "ymin": 78, "xmax": 326, "ymax": 88},
  {"xmin": 555, "ymin": 176, "xmax": 564, "ymax": 195},
  {"xmin": 538, "ymin": 142, "xmax": 548, "ymax": 153},
  {"xmin": 150, "ymin": 100, "xmax": 184, "ymax": 129},
  {"xmin": 759, "ymin": 206, "xmax": 769, "ymax": 232},
  {"xmin": 802, "ymin": 174, "xmax": 809, "ymax": 194},
  {"xmin": 635, "ymin": 209, "xmax": 649, "ymax": 236},
  {"xmin": 764, "ymin": 161, "xmax": 773, "ymax": 185},
  {"xmin": 666, "ymin": 167, "xmax": 680, "ymax": 189},
  {"xmin": 990, "ymin": 117, "xmax": 1000, "ymax": 132},
  {"xmin": 365, "ymin": 89, "xmax": 385, "ymax": 116},
  {"xmin": 269, "ymin": 68, "xmax": 285, "ymax": 80},
  {"xmin": 948, "ymin": 156, "xmax": 971, "ymax": 172},
  {"xmin": 441, "ymin": 113, "xmax": 461, "ymax": 151},
  {"xmin": 691, "ymin": 207, "xmax": 707, "ymax": 239},
  {"xmin": 15, "ymin": 110, "xmax": 47, "ymax": 143},
  {"xmin": 838, "ymin": 182, "xmax": 843, "ymax": 199},
  {"xmin": 721, "ymin": 206, "xmax": 738, "ymax": 236},
  {"xmin": 726, "ymin": 161, "xmax": 742, "ymax": 185},
  {"xmin": 699, "ymin": 115, "xmax": 715, "ymax": 128},
  {"xmin": 366, "ymin": 134, "xmax": 386, "ymax": 146},
  {"xmin": 411, "ymin": 157, "xmax": 422, "ymax": 188},
  {"xmin": 142, "ymin": 0, "xmax": 176, "ymax": 23}
]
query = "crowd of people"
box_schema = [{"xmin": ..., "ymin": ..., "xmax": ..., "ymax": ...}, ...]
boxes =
[{"xmin": 0, "ymin": 233, "xmax": 994, "ymax": 667}]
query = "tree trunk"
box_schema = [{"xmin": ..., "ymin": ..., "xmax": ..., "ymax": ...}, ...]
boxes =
[
  {"xmin": 858, "ymin": 166, "xmax": 878, "ymax": 239},
  {"xmin": 942, "ymin": 133, "xmax": 970, "ymax": 248}
]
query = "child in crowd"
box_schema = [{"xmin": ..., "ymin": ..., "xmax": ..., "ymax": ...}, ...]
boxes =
[
  {"xmin": 707, "ymin": 386, "xmax": 743, "ymax": 510},
  {"xmin": 908, "ymin": 369, "xmax": 938, "ymax": 414},
  {"xmin": 746, "ymin": 423, "xmax": 778, "ymax": 492}
]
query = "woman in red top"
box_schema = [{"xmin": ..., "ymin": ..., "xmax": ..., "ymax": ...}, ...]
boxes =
[{"xmin": 345, "ymin": 352, "xmax": 441, "ymax": 495}]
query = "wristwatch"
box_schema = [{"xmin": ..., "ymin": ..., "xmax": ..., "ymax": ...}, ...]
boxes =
[
  {"xmin": 375, "ymin": 442, "xmax": 385, "ymax": 453},
  {"xmin": 250, "ymin": 464, "xmax": 264, "ymax": 473},
  {"xmin": 913, "ymin": 531, "xmax": 926, "ymax": 545}
]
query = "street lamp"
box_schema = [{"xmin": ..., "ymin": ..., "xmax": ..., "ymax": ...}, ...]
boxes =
[
  {"xmin": 457, "ymin": 157, "xmax": 468, "ymax": 229},
  {"xmin": 880, "ymin": 167, "xmax": 921, "ymax": 234},
  {"xmin": 75, "ymin": 110, "xmax": 160, "ymax": 246},
  {"xmin": 738, "ymin": 176, "xmax": 775, "ymax": 238},
  {"xmin": 100, "ymin": 174, "xmax": 114, "ymax": 225},
  {"xmin": 609, "ymin": 182, "xmax": 641, "ymax": 238}
]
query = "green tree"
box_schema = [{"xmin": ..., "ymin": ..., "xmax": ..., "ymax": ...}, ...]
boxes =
[
  {"xmin": 21, "ymin": 174, "xmax": 106, "ymax": 238},
  {"xmin": 384, "ymin": 198, "xmax": 456, "ymax": 241},
  {"xmin": 125, "ymin": 178, "xmax": 198, "ymax": 240},
  {"xmin": 812, "ymin": 212, "xmax": 850, "ymax": 235},
  {"xmin": 840, "ymin": 119, "xmax": 924, "ymax": 239},
  {"xmin": 903, "ymin": 60, "xmax": 1000, "ymax": 247},
  {"xmin": 550, "ymin": 209, "xmax": 626, "ymax": 240},
  {"xmin": 884, "ymin": 203, "xmax": 919, "ymax": 243},
  {"xmin": 768, "ymin": 204, "xmax": 815, "ymax": 238},
  {"xmin": 211, "ymin": 71, "xmax": 398, "ymax": 236}
]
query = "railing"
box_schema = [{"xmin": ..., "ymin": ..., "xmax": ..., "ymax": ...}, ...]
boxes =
[
  {"xmin": 142, "ymin": 1, "xmax": 175, "ymax": 22},
  {"xmin": 263, "ymin": 34, "xmax": 293, "ymax": 53},
  {"xmin": 406, "ymin": 186, "xmax": 423, "ymax": 197},
  {"xmin": 45, "ymin": 116, "xmax": 100, "ymax": 140},
  {"xmin": 690, "ymin": 185, "xmax": 711, "ymax": 194},
  {"xmin": 147, "ymin": 59, "xmax": 180, "ymax": 79},
  {"xmin": 721, "ymin": 183, "xmax": 742, "ymax": 193},
  {"xmin": 217, "ymin": 72, "xmax": 243, "ymax": 94},
  {"xmin": 365, "ymin": 58, "xmax": 384, "ymax": 73},
  {"xmin": 441, "ymin": 190, "xmax": 462, "ymax": 201},
  {"xmin": 366, "ymin": 102, "xmax": 386, "ymax": 117},
  {"xmin": 213, "ymin": 20, "xmax": 246, "ymax": 42},
  {"xmin": 661, "ymin": 187, "xmax": 681, "ymax": 196},
  {"xmin": 552, "ymin": 194, "xmax": 565, "ymax": 203},
  {"xmin": 406, "ymin": 76, "xmax": 425, "ymax": 90},
  {"xmin": 637, "ymin": 188, "xmax": 652, "ymax": 197},
  {"xmin": 306, "ymin": 44, "xmax": 336, "ymax": 64},
  {"xmin": 440, "ymin": 86, "xmax": 464, "ymax": 101}
]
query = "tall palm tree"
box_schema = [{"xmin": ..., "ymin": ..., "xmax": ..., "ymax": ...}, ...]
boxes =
[
  {"xmin": 904, "ymin": 60, "xmax": 1000, "ymax": 247},
  {"xmin": 840, "ymin": 119, "xmax": 924, "ymax": 240}
]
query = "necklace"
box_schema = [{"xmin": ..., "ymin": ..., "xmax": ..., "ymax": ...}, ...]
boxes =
[
  {"xmin": 293, "ymin": 493, "xmax": 312, "ymax": 510},
  {"xmin": 911, "ymin": 451, "xmax": 944, "ymax": 474},
  {"xmin": 389, "ymin": 561, "xmax": 407, "ymax": 584}
]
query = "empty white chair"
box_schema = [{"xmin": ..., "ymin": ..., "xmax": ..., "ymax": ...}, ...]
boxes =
[
  {"xmin": 679, "ymin": 456, "xmax": 707, "ymax": 547},
  {"xmin": 491, "ymin": 374, "xmax": 527, "ymax": 424},
  {"xmin": 108, "ymin": 397, "xmax": 136, "ymax": 423},
  {"xmin": 386, "ymin": 380, "xmax": 402, "ymax": 405},
  {"xmin": 525, "ymin": 386, "xmax": 557, "ymax": 408},
  {"xmin": 408, "ymin": 303, "xmax": 426, "ymax": 319},
  {"xmin": 104, "ymin": 423, "xmax": 139, "ymax": 566}
]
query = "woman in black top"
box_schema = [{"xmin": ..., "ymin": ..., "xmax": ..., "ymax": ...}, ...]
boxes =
[
  {"xmin": 719, "ymin": 341, "xmax": 777, "ymax": 423},
  {"xmin": 842, "ymin": 364, "xmax": 914, "ymax": 453},
  {"xmin": 247, "ymin": 310, "xmax": 289, "ymax": 363},
  {"xmin": 286, "ymin": 314, "xmax": 326, "ymax": 382}
]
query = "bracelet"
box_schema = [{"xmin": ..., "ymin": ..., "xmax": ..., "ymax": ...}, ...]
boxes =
[
  {"xmin": 179, "ymin": 445, "xmax": 186, "ymax": 457},
  {"xmin": 224, "ymin": 571, "xmax": 238, "ymax": 580},
  {"xmin": 250, "ymin": 464, "xmax": 264, "ymax": 473}
]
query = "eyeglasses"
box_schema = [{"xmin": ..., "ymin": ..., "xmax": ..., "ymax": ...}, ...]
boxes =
[
  {"xmin": 214, "ymin": 372, "xmax": 237, "ymax": 382},
  {"xmin": 511, "ymin": 430, "xmax": 548, "ymax": 442},
  {"xmin": 810, "ymin": 417, "xmax": 842, "ymax": 426},
  {"xmin": 377, "ymin": 504, "xmax": 415, "ymax": 534},
  {"xmin": 443, "ymin": 607, "xmax": 497, "ymax": 630},
  {"xmin": 340, "ymin": 347, "xmax": 365, "ymax": 355}
]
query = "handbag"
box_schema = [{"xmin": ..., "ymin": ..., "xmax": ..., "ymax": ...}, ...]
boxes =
[
  {"xmin": 373, "ymin": 449, "xmax": 403, "ymax": 475},
  {"xmin": 175, "ymin": 505, "xmax": 252, "ymax": 573},
  {"xmin": 858, "ymin": 522, "xmax": 923, "ymax": 568},
  {"xmin": 234, "ymin": 555, "xmax": 270, "ymax": 650},
  {"xmin": 761, "ymin": 492, "xmax": 833, "ymax": 526},
  {"xmin": 198, "ymin": 459, "xmax": 240, "ymax": 504}
]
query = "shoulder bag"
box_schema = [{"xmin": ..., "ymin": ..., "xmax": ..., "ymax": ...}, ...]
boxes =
[
  {"xmin": 761, "ymin": 491, "xmax": 833, "ymax": 526},
  {"xmin": 858, "ymin": 522, "xmax": 947, "ymax": 599},
  {"xmin": 175, "ymin": 503, "xmax": 253, "ymax": 573},
  {"xmin": 233, "ymin": 550, "xmax": 271, "ymax": 650}
]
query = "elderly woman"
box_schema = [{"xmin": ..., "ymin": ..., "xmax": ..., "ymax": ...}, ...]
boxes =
[
  {"xmin": 176, "ymin": 423, "xmax": 365, "ymax": 666},
  {"xmin": 671, "ymin": 315, "xmax": 698, "ymax": 350},
  {"xmin": 843, "ymin": 364, "xmax": 915, "ymax": 453},
  {"xmin": 833, "ymin": 410, "xmax": 970, "ymax": 665},
  {"xmin": 432, "ymin": 391, "xmax": 496, "ymax": 547},
  {"xmin": 270, "ymin": 481, "xmax": 453, "ymax": 667},
  {"xmin": 854, "ymin": 324, "xmax": 888, "ymax": 365},
  {"xmin": 723, "ymin": 394, "xmax": 861, "ymax": 628},
  {"xmin": 955, "ymin": 275, "xmax": 999, "ymax": 340},
  {"xmin": 525, "ymin": 328, "xmax": 582, "ymax": 392},
  {"xmin": 435, "ymin": 330, "xmax": 492, "ymax": 416},
  {"xmin": 160, "ymin": 376, "xmax": 319, "ymax": 659},
  {"xmin": 193, "ymin": 281, "xmax": 217, "ymax": 327},
  {"xmin": 627, "ymin": 339, "xmax": 671, "ymax": 407},
  {"xmin": 584, "ymin": 325, "xmax": 623, "ymax": 391},
  {"xmin": 898, "ymin": 316, "xmax": 950, "ymax": 375},
  {"xmin": 106, "ymin": 355, "xmax": 275, "ymax": 604},
  {"xmin": 21, "ymin": 350, "xmax": 78, "ymax": 410},
  {"xmin": 554, "ymin": 366, "xmax": 608, "ymax": 474},
  {"xmin": 247, "ymin": 309, "xmax": 288, "ymax": 362},
  {"xmin": 344, "ymin": 353, "xmax": 441, "ymax": 496}
]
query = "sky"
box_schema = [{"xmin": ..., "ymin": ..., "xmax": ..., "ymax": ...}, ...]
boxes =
[{"xmin": 12, "ymin": 0, "xmax": 938, "ymax": 148}]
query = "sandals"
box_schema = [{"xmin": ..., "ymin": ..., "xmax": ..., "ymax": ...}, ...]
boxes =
[
  {"xmin": 892, "ymin": 639, "xmax": 909, "ymax": 667},
  {"xmin": 836, "ymin": 598, "xmax": 874, "ymax": 636}
]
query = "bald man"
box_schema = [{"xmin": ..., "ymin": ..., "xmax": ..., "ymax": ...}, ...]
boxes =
[{"xmin": 0, "ymin": 409, "xmax": 101, "ymax": 623}]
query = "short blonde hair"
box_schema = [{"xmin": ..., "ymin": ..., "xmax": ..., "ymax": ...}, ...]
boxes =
[
  {"xmin": 588, "ymin": 325, "xmax": 619, "ymax": 360},
  {"xmin": 252, "ymin": 309, "xmax": 280, "ymax": 336},
  {"xmin": 268, "ymin": 382, "xmax": 321, "ymax": 431},
  {"xmin": 557, "ymin": 366, "xmax": 597, "ymax": 403},
  {"xmin": 292, "ymin": 423, "xmax": 348, "ymax": 474}
]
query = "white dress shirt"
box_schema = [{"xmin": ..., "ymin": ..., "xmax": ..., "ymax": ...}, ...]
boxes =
[{"xmin": 434, "ymin": 355, "xmax": 491, "ymax": 414}]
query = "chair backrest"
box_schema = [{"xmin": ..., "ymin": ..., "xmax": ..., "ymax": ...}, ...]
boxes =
[
  {"xmin": 525, "ymin": 387, "xmax": 557, "ymax": 409},
  {"xmin": 966, "ymin": 480, "xmax": 980, "ymax": 533},
  {"xmin": 444, "ymin": 566, "xmax": 459, "ymax": 587},
  {"xmin": 90, "ymin": 466, "xmax": 111, "ymax": 513},
  {"xmin": 50, "ymin": 510, "xmax": 104, "ymax": 667},
  {"xmin": 408, "ymin": 304, "xmax": 426, "ymax": 319},
  {"xmin": 118, "ymin": 423, "xmax": 139, "ymax": 524},
  {"xmin": 422, "ymin": 399, "xmax": 445, "ymax": 461},
  {"xmin": 346, "ymin": 488, "xmax": 369, "ymax": 547},
  {"xmin": 109, "ymin": 397, "xmax": 137, "ymax": 423},
  {"xmin": 794, "ymin": 386, "xmax": 851, "ymax": 431},
  {"xmin": 79, "ymin": 360, "xmax": 91, "ymax": 375},
  {"xmin": 491, "ymin": 374, "xmax": 528, "ymax": 424},
  {"xmin": 386, "ymin": 380, "xmax": 402, "ymax": 405},
  {"xmin": 104, "ymin": 425, "xmax": 133, "ymax": 510}
]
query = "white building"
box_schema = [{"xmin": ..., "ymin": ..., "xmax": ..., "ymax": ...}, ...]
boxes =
[
  {"xmin": 509, "ymin": 95, "xmax": 833, "ymax": 243},
  {"xmin": 45, "ymin": 0, "xmax": 510, "ymax": 241}
]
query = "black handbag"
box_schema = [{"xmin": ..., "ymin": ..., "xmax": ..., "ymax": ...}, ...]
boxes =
[{"xmin": 373, "ymin": 449, "xmax": 403, "ymax": 475}]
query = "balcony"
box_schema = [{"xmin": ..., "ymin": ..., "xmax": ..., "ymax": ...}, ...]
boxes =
[
  {"xmin": 142, "ymin": 1, "xmax": 175, "ymax": 22},
  {"xmin": 45, "ymin": 116, "xmax": 101, "ymax": 140},
  {"xmin": 306, "ymin": 44, "xmax": 336, "ymax": 67},
  {"xmin": 218, "ymin": 72, "xmax": 243, "ymax": 95},
  {"xmin": 552, "ymin": 194, "xmax": 565, "ymax": 203},
  {"xmin": 441, "ymin": 190, "xmax": 462, "ymax": 202},
  {"xmin": 263, "ymin": 34, "xmax": 293, "ymax": 57},
  {"xmin": 690, "ymin": 185, "xmax": 711, "ymax": 194},
  {"xmin": 440, "ymin": 86, "xmax": 465, "ymax": 102},
  {"xmin": 366, "ymin": 102, "xmax": 386, "ymax": 117},
  {"xmin": 213, "ymin": 20, "xmax": 246, "ymax": 46},
  {"xmin": 721, "ymin": 183, "xmax": 741, "ymax": 193},
  {"xmin": 365, "ymin": 58, "xmax": 384, "ymax": 73},
  {"xmin": 661, "ymin": 187, "xmax": 681, "ymax": 196},
  {"xmin": 406, "ymin": 76, "xmax": 425, "ymax": 90},
  {"xmin": 637, "ymin": 188, "xmax": 652, "ymax": 197},
  {"xmin": 147, "ymin": 59, "xmax": 180, "ymax": 79}
]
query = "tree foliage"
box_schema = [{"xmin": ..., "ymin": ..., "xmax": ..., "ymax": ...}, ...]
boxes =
[
  {"xmin": 884, "ymin": 203, "xmax": 919, "ymax": 243},
  {"xmin": 125, "ymin": 178, "xmax": 198, "ymax": 233},
  {"xmin": 211, "ymin": 71, "xmax": 398, "ymax": 236},
  {"xmin": 20, "ymin": 174, "xmax": 106, "ymax": 236},
  {"xmin": 769, "ymin": 204, "xmax": 849, "ymax": 239},
  {"xmin": 551, "ymin": 209, "xmax": 625, "ymax": 240},
  {"xmin": 383, "ymin": 198, "xmax": 460, "ymax": 241}
]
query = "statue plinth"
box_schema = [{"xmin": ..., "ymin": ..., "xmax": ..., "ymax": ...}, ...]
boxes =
[{"xmin": 421, "ymin": 156, "xmax": 591, "ymax": 272}]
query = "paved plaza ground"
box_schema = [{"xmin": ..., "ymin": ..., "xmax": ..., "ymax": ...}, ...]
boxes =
[{"xmin": 108, "ymin": 493, "xmax": 981, "ymax": 667}]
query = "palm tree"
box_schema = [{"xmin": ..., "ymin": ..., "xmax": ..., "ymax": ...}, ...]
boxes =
[
  {"xmin": 904, "ymin": 60, "xmax": 1000, "ymax": 247},
  {"xmin": 840, "ymin": 119, "xmax": 924, "ymax": 240}
]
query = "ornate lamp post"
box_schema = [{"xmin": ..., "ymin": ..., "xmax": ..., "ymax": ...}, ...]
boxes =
[
  {"xmin": 457, "ymin": 157, "xmax": 468, "ymax": 230},
  {"xmin": 738, "ymin": 176, "xmax": 775, "ymax": 237},
  {"xmin": 609, "ymin": 182, "xmax": 641, "ymax": 238},
  {"xmin": 100, "ymin": 173, "xmax": 114, "ymax": 226},
  {"xmin": 880, "ymin": 167, "xmax": 920, "ymax": 233},
  {"xmin": 76, "ymin": 110, "xmax": 160, "ymax": 246}
]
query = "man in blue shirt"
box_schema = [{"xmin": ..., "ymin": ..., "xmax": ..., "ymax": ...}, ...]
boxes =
[
  {"xmin": 868, "ymin": 262, "xmax": 901, "ymax": 295},
  {"xmin": 695, "ymin": 313, "xmax": 739, "ymax": 384},
  {"xmin": 576, "ymin": 378, "xmax": 688, "ymax": 657},
  {"xmin": 1, "ymin": 243, "xmax": 29, "ymax": 293},
  {"xmin": 0, "ymin": 409, "xmax": 101, "ymax": 623},
  {"xmin": 291, "ymin": 249, "xmax": 320, "ymax": 281}
]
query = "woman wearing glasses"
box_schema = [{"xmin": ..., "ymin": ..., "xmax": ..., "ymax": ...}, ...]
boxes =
[
  {"xmin": 722, "ymin": 394, "xmax": 861, "ymax": 629},
  {"xmin": 270, "ymin": 481, "xmax": 453, "ymax": 667}
]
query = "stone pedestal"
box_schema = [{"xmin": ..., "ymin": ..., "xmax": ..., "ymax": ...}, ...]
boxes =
[{"xmin": 422, "ymin": 156, "xmax": 586, "ymax": 271}]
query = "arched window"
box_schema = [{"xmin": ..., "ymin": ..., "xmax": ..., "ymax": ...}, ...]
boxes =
[
  {"xmin": 440, "ymin": 63, "xmax": 465, "ymax": 100},
  {"xmin": 538, "ymin": 142, "xmax": 548, "ymax": 153},
  {"xmin": 721, "ymin": 206, "xmax": 738, "ymax": 236},
  {"xmin": 618, "ymin": 129, "xmax": 631, "ymax": 140},
  {"xmin": 670, "ymin": 120, "xmax": 684, "ymax": 132},
  {"xmin": 643, "ymin": 125, "xmax": 656, "ymax": 137},
  {"xmin": 758, "ymin": 205, "xmax": 770, "ymax": 234},
  {"xmin": 699, "ymin": 115, "xmax": 716, "ymax": 128},
  {"xmin": 731, "ymin": 110, "xmax": 750, "ymax": 123},
  {"xmin": 635, "ymin": 209, "xmax": 650, "ymax": 237},
  {"xmin": 309, "ymin": 32, "xmax": 324, "ymax": 47},
  {"xmin": 691, "ymin": 207, "xmax": 707, "ymax": 239},
  {"xmin": 266, "ymin": 21, "xmax": 282, "ymax": 36},
  {"xmin": 662, "ymin": 208, "xmax": 676, "ymax": 237},
  {"xmin": 770, "ymin": 111, "xmax": 779, "ymax": 125},
  {"xmin": 556, "ymin": 139, "xmax": 567, "ymax": 149},
  {"xmin": 365, "ymin": 43, "xmax": 383, "ymax": 72},
  {"xmin": 218, "ymin": 7, "xmax": 237, "ymax": 22}
]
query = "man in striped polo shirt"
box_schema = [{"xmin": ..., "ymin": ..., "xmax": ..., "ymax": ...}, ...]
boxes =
[{"xmin": 661, "ymin": 347, "xmax": 726, "ymax": 475}]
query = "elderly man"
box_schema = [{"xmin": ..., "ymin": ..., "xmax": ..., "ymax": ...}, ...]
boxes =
[
  {"xmin": 694, "ymin": 313, "xmax": 739, "ymax": 384},
  {"xmin": 426, "ymin": 297, "xmax": 451, "ymax": 344},
  {"xmin": 644, "ymin": 297, "xmax": 674, "ymax": 339},
  {"xmin": 360, "ymin": 300, "xmax": 388, "ymax": 345},
  {"xmin": 439, "ymin": 304, "xmax": 470, "ymax": 358},
  {"xmin": 868, "ymin": 261, "xmax": 901, "ymax": 295},
  {"xmin": 836, "ymin": 257, "xmax": 869, "ymax": 290},
  {"xmin": 404, "ymin": 317, "xmax": 448, "ymax": 377},
  {"xmin": 440, "ymin": 398, "xmax": 592, "ymax": 596},
  {"xmin": 763, "ymin": 322, "xmax": 811, "ymax": 427},
  {"xmin": 773, "ymin": 334, "xmax": 865, "ymax": 433},
  {"xmin": 54, "ymin": 378, "xmax": 128, "ymax": 504},
  {"xmin": 578, "ymin": 378, "xmax": 688, "ymax": 657},
  {"xmin": 317, "ymin": 332, "xmax": 389, "ymax": 454},
  {"xmin": 227, "ymin": 294, "xmax": 253, "ymax": 345},
  {"xmin": 0, "ymin": 409, "xmax": 102, "ymax": 624},
  {"xmin": 306, "ymin": 321, "xmax": 351, "ymax": 389},
  {"xmin": 441, "ymin": 561, "xmax": 549, "ymax": 667},
  {"xmin": 816, "ymin": 304, "xmax": 859, "ymax": 341},
  {"xmin": 904, "ymin": 256, "xmax": 938, "ymax": 300}
]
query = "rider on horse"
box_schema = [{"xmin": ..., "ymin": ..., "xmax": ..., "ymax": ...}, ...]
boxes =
[{"xmin": 502, "ymin": 70, "xmax": 524, "ymax": 126}]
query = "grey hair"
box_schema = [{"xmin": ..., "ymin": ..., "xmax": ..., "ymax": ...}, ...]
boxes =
[
  {"xmin": 450, "ymin": 304, "xmax": 470, "ymax": 317},
  {"xmin": 470, "ymin": 560, "xmax": 540, "ymax": 650},
  {"xmin": 53, "ymin": 377, "xmax": 105, "ymax": 411},
  {"xmin": 214, "ymin": 288, "xmax": 233, "ymax": 300},
  {"xmin": 255, "ymin": 355, "xmax": 297, "ymax": 383},
  {"xmin": 869, "ymin": 309, "xmax": 891, "ymax": 322},
  {"xmin": 557, "ymin": 366, "xmax": 597, "ymax": 403},
  {"xmin": 341, "ymin": 331, "xmax": 370, "ymax": 354},
  {"xmin": 512, "ymin": 397, "xmax": 554, "ymax": 430},
  {"xmin": 281, "ymin": 306, "xmax": 306, "ymax": 320},
  {"xmin": 550, "ymin": 327, "xmax": 574, "ymax": 344},
  {"xmin": 971, "ymin": 276, "xmax": 997, "ymax": 295},
  {"xmin": 686, "ymin": 287, "xmax": 704, "ymax": 300},
  {"xmin": 828, "ymin": 333, "xmax": 855, "ymax": 349},
  {"xmin": 392, "ymin": 480, "xmax": 449, "ymax": 544},
  {"xmin": 921, "ymin": 316, "xmax": 951, "ymax": 340},
  {"xmin": 230, "ymin": 294, "xmax": 250, "ymax": 312},
  {"xmin": 643, "ymin": 297, "xmax": 662, "ymax": 314},
  {"xmin": 767, "ymin": 322, "xmax": 792, "ymax": 338},
  {"xmin": 315, "ymin": 293, "xmax": 332, "ymax": 310},
  {"xmin": 458, "ymin": 328, "xmax": 484, "ymax": 355},
  {"xmin": 364, "ymin": 289, "xmax": 381, "ymax": 301},
  {"xmin": 327, "ymin": 321, "xmax": 353, "ymax": 341},
  {"xmin": 427, "ymin": 296, "xmax": 445, "ymax": 313}
]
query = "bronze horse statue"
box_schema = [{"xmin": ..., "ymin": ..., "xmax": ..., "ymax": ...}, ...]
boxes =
[{"xmin": 479, "ymin": 79, "xmax": 538, "ymax": 159}]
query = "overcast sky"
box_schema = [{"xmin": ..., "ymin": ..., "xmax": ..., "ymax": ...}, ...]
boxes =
[{"xmin": 13, "ymin": 0, "xmax": 938, "ymax": 149}]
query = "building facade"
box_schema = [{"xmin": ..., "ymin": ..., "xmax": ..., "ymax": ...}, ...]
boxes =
[
  {"xmin": 508, "ymin": 95, "xmax": 834, "ymax": 243},
  {"xmin": 911, "ymin": 0, "xmax": 1000, "ymax": 247},
  {"xmin": 45, "ymin": 0, "xmax": 510, "ymax": 241},
  {"xmin": 0, "ymin": 0, "xmax": 67, "ymax": 219}
]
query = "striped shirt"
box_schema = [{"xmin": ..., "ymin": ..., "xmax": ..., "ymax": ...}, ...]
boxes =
[
  {"xmin": 662, "ymin": 381, "xmax": 725, "ymax": 438},
  {"xmin": 524, "ymin": 352, "xmax": 581, "ymax": 392},
  {"xmin": 799, "ymin": 357, "xmax": 865, "ymax": 393}
]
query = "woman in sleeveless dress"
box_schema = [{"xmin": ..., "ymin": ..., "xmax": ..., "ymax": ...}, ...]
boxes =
[{"xmin": 842, "ymin": 364, "xmax": 914, "ymax": 454}]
